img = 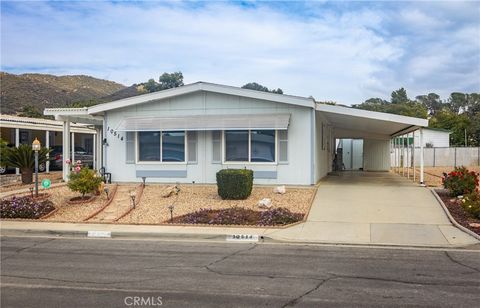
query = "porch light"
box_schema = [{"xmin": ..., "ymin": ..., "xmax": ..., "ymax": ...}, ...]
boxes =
[
  {"xmin": 32, "ymin": 138, "xmax": 41, "ymax": 151},
  {"xmin": 32, "ymin": 138, "xmax": 41, "ymax": 197}
]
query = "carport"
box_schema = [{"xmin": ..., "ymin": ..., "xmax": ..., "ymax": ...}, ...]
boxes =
[{"xmin": 316, "ymin": 103, "xmax": 429, "ymax": 184}]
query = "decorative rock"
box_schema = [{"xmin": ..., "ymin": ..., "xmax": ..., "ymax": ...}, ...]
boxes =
[
  {"xmin": 162, "ymin": 185, "xmax": 180, "ymax": 198},
  {"xmin": 258, "ymin": 198, "xmax": 272, "ymax": 209},
  {"xmin": 273, "ymin": 185, "xmax": 286, "ymax": 194},
  {"xmin": 469, "ymin": 223, "xmax": 480, "ymax": 228}
]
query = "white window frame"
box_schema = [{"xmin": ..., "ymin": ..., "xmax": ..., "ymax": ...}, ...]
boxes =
[
  {"xmin": 222, "ymin": 130, "xmax": 278, "ymax": 165},
  {"xmin": 135, "ymin": 131, "xmax": 188, "ymax": 165}
]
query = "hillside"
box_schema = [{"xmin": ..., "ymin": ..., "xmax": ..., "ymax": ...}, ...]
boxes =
[{"xmin": 0, "ymin": 72, "xmax": 126, "ymax": 114}]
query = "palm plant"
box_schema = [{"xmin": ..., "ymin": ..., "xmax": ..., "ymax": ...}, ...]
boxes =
[{"xmin": 3, "ymin": 144, "xmax": 51, "ymax": 184}]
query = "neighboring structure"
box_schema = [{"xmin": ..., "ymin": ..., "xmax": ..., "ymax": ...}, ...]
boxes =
[
  {"xmin": 44, "ymin": 82, "xmax": 428, "ymax": 185},
  {"xmin": 415, "ymin": 128, "xmax": 450, "ymax": 147},
  {"xmin": 0, "ymin": 114, "xmax": 97, "ymax": 174}
]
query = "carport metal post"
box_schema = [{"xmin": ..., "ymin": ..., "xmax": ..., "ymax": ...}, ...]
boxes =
[
  {"xmin": 402, "ymin": 134, "xmax": 405, "ymax": 177},
  {"xmin": 45, "ymin": 130, "xmax": 50, "ymax": 173},
  {"xmin": 396, "ymin": 137, "xmax": 400, "ymax": 174},
  {"xmin": 413, "ymin": 130, "xmax": 416, "ymax": 182},
  {"xmin": 420, "ymin": 128, "xmax": 425, "ymax": 185},
  {"xmin": 71, "ymin": 132, "xmax": 75, "ymax": 165},
  {"xmin": 15, "ymin": 128, "xmax": 19, "ymax": 175},
  {"xmin": 407, "ymin": 132, "xmax": 410, "ymax": 179}
]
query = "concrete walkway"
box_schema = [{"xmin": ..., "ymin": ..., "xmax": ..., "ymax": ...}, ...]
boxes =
[{"xmin": 269, "ymin": 172, "xmax": 479, "ymax": 247}]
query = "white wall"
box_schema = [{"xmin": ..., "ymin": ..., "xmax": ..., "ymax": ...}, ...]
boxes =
[
  {"xmin": 103, "ymin": 91, "xmax": 314, "ymax": 185},
  {"xmin": 364, "ymin": 139, "xmax": 390, "ymax": 171},
  {"xmin": 414, "ymin": 129, "xmax": 450, "ymax": 147}
]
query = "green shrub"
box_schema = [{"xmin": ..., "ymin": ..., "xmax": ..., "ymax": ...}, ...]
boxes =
[
  {"xmin": 461, "ymin": 193, "xmax": 480, "ymax": 219},
  {"xmin": 68, "ymin": 166, "xmax": 103, "ymax": 198},
  {"xmin": 216, "ymin": 169, "xmax": 253, "ymax": 200},
  {"xmin": 442, "ymin": 166, "xmax": 479, "ymax": 197}
]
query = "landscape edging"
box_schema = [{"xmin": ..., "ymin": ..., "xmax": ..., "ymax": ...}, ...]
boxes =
[
  {"xmin": 114, "ymin": 183, "xmax": 145, "ymax": 222},
  {"xmin": 83, "ymin": 184, "xmax": 119, "ymax": 221},
  {"xmin": 430, "ymin": 188, "xmax": 480, "ymax": 241}
]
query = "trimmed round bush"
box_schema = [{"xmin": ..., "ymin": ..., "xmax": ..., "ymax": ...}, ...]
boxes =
[{"xmin": 216, "ymin": 169, "xmax": 253, "ymax": 200}]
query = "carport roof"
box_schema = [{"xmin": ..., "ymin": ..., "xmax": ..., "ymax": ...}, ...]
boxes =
[{"xmin": 316, "ymin": 103, "xmax": 428, "ymax": 138}]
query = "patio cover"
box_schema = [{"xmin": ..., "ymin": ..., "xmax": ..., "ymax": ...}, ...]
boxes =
[{"xmin": 114, "ymin": 114, "xmax": 291, "ymax": 131}]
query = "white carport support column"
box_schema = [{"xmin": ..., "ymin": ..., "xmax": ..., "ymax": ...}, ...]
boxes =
[
  {"xmin": 407, "ymin": 132, "xmax": 410, "ymax": 179},
  {"xmin": 45, "ymin": 130, "xmax": 50, "ymax": 173},
  {"xmin": 402, "ymin": 134, "xmax": 405, "ymax": 176},
  {"xmin": 62, "ymin": 120, "xmax": 71, "ymax": 181},
  {"xmin": 420, "ymin": 128, "xmax": 424, "ymax": 185},
  {"xmin": 15, "ymin": 128, "xmax": 19, "ymax": 175},
  {"xmin": 93, "ymin": 133, "xmax": 96, "ymax": 170},
  {"xmin": 413, "ymin": 130, "xmax": 416, "ymax": 182},
  {"xmin": 71, "ymin": 132, "xmax": 75, "ymax": 165},
  {"xmin": 95, "ymin": 127, "xmax": 102, "ymax": 171}
]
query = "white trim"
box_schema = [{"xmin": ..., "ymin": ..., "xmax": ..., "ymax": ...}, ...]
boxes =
[
  {"xmin": 87, "ymin": 82, "xmax": 314, "ymax": 114},
  {"xmin": 135, "ymin": 131, "xmax": 187, "ymax": 165},
  {"xmin": 316, "ymin": 103, "xmax": 428, "ymax": 128},
  {"xmin": 222, "ymin": 130, "xmax": 278, "ymax": 165}
]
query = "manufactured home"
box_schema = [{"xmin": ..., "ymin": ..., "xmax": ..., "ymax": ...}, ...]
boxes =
[{"xmin": 44, "ymin": 82, "xmax": 429, "ymax": 185}]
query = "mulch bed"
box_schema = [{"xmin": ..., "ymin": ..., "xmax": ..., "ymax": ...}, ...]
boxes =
[
  {"xmin": 437, "ymin": 190, "xmax": 480, "ymax": 236},
  {"xmin": 171, "ymin": 207, "xmax": 304, "ymax": 226}
]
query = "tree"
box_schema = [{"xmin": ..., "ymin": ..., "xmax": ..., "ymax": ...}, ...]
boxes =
[
  {"xmin": 391, "ymin": 88, "xmax": 409, "ymax": 104},
  {"xmin": 241, "ymin": 82, "xmax": 284, "ymax": 94},
  {"xmin": 158, "ymin": 72, "xmax": 184, "ymax": 90},
  {"xmin": 416, "ymin": 93, "xmax": 442, "ymax": 116},
  {"xmin": 18, "ymin": 105, "xmax": 43, "ymax": 118},
  {"xmin": 144, "ymin": 78, "xmax": 158, "ymax": 93},
  {"xmin": 429, "ymin": 110, "xmax": 471, "ymax": 146}
]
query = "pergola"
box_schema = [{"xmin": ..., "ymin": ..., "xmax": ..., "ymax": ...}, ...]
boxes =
[{"xmin": 44, "ymin": 108, "xmax": 103, "ymax": 181}]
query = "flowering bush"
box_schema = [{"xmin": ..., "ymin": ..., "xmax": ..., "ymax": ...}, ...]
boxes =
[
  {"xmin": 68, "ymin": 164, "xmax": 103, "ymax": 198},
  {"xmin": 461, "ymin": 193, "xmax": 480, "ymax": 219},
  {"xmin": 173, "ymin": 207, "xmax": 303, "ymax": 226},
  {"xmin": 0, "ymin": 196, "xmax": 55, "ymax": 219},
  {"xmin": 442, "ymin": 166, "xmax": 479, "ymax": 197}
]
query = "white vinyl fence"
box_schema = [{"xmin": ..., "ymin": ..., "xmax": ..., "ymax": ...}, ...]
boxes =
[{"xmin": 391, "ymin": 147, "xmax": 480, "ymax": 167}]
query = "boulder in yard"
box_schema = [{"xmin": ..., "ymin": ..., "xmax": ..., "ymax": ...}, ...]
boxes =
[
  {"xmin": 258, "ymin": 198, "xmax": 272, "ymax": 209},
  {"xmin": 162, "ymin": 185, "xmax": 180, "ymax": 198},
  {"xmin": 273, "ymin": 185, "xmax": 286, "ymax": 194}
]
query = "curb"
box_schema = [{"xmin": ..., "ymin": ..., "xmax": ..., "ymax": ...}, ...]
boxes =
[
  {"xmin": 0, "ymin": 227, "xmax": 273, "ymax": 242},
  {"xmin": 430, "ymin": 188, "xmax": 480, "ymax": 241}
]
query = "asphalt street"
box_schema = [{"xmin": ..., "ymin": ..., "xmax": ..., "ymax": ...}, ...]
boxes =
[{"xmin": 1, "ymin": 236, "xmax": 479, "ymax": 307}]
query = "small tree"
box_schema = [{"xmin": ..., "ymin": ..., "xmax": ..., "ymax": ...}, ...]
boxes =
[
  {"xmin": 3, "ymin": 144, "xmax": 51, "ymax": 184},
  {"xmin": 68, "ymin": 166, "xmax": 103, "ymax": 198}
]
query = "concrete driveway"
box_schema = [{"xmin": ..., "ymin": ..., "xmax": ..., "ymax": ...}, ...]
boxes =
[{"xmin": 270, "ymin": 172, "xmax": 479, "ymax": 247}]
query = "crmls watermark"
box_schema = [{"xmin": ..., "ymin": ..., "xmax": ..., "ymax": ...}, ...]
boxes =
[{"xmin": 124, "ymin": 296, "xmax": 163, "ymax": 306}]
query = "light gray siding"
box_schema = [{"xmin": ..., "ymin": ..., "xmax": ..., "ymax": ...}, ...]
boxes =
[{"xmin": 103, "ymin": 91, "xmax": 313, "ymax": 185}]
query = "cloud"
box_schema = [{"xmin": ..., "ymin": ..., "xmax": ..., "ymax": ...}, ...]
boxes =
[{"xmin": 1, "ymin": 1, "xmax": 479, "ymax": 104}]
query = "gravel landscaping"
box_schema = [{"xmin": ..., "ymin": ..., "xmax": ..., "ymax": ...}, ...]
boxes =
[
  {"xmin": 40, "ymin": 185, "xmax": 109, "ymax": 222},
  {"xmin": 118, "ymin": 184, "xmax": 315, "ymax": 225}
]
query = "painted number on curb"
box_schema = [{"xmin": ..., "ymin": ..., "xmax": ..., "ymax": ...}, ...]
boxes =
[
  {"xmin": 87, "ymin": 231, "xmax": 112, "ymax": 238},
  {"xmin": 226, "ymin": 234, "xmax": 259, "ymax": 242}
]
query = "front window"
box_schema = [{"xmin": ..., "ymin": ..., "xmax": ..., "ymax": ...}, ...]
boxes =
[
  {"xmin": 162, "ymin": 131, "xmax": 185, "ymax": 162},
  {"xmin": 224, "ymin": 130, "xmax": 276, "ymax": 163},
  {"xmin": 138, "ymin": 131, "xmax": 185, "ymax": 162},
  {"xmin": 139, "ymin": 132, "xmax": 160, "ymax": 161}
]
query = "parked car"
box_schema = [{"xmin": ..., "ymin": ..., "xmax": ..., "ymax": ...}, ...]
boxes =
[
  {"xmin": 0, "ymin": 143, "xmax": 46, "ymax": 175},
  {"xmin": 50, "ymin": 145, "xmax": 94, "ymax": 170}
]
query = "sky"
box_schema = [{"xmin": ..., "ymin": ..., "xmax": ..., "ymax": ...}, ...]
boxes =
[{"xmin": 1, "ymin": 1, "xmax": 479, "ymax": 105}]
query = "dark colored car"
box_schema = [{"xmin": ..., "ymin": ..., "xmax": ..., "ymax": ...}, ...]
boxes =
[{"xmin": 50, "ymin": 145, "xmax": 94, "ymax": 170}]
